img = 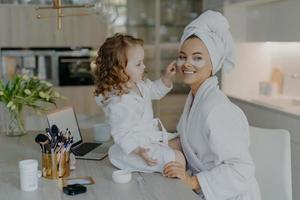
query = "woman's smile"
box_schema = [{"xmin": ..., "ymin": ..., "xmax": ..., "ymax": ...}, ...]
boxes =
[{"xmin": 180, "ymin": 65, "xmax": 197, "ymax": 75}]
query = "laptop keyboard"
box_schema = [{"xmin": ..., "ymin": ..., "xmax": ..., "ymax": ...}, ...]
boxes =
[{"xmin": 72, "ymin": 143, "xmax": 101, "ymax": 156}]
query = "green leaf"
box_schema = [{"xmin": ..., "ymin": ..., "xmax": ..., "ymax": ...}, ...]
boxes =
[{"xmin": 0, "ymin": 79, "xmax": 4, "ymax": 90}]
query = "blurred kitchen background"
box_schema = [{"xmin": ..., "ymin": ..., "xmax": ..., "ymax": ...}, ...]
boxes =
[{"xmin": 0, "ymin": 0, "xmax": 300, "ymax": 198}]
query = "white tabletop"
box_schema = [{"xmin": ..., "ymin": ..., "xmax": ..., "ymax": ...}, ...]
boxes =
[{"xmin": 0, "ymin": 131, "xmax": 199, "ymax": 200}]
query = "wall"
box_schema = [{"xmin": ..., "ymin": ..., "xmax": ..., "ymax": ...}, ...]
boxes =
[
  {"xmin": 222, "ymin": 42, "xmax": 272, "ymax": 99},
  {"xmin": 222, "ymin": 42, "xmax": 300, "ymax": 99},
  {"xmin": 268, "ymin": 43, "xmax": 300, "ymax": 97}
]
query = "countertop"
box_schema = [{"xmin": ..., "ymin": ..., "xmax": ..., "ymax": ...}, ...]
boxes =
[
  {"xmin": 0, "ymin": 130, "xmax": 199, "ymax": 200},
  {"xmin": 227, "ymin": 93, "xmax": 300, "ymax": 119}
]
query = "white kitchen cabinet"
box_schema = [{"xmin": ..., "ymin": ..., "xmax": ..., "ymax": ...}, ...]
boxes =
[
  {"xmin": 224, "ymin": 0, "xmax": 300, "ymax": 42},
  {"xmin": 230, "ymin": 96, "xmax": 300, "ymax": 199},
  {"xmin": 0, "ymin": 5, "xmax": 107, "ymax": 47}
]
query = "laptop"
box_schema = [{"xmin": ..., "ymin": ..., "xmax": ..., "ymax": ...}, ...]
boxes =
[{"xmin": 46, "ymin": 106, "xmax": 110, "ymax": 160}]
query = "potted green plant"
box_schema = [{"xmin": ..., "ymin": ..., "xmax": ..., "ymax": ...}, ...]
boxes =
[{"xmin": 0, "ymin": 74, "xmax": 65, "ymax": 136}]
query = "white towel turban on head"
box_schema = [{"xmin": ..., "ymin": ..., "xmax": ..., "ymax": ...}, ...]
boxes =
[{"xmin": 180, "ymin": 10, "xmax": 235, "ymax": 75}]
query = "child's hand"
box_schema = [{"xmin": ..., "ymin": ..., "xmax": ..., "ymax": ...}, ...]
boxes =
[
  {"xmin": 164, "ymin": 60, "xmax": 177, "ymax": 78},
  {"xmin": 161, "ymin": 61, "xmax": 176, "ymax": 88},
  {"xmin": 135, "ymin": 147, "xmax": 158, "ymax": 166}
]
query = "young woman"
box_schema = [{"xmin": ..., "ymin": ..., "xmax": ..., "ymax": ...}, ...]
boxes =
[{"xmin": 163, "ymin": 10, "xmax": 261, "ymax": 200}]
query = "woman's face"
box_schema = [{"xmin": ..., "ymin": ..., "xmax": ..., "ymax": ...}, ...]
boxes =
[{"xmin": 177, "ymin": 37, "xmax": 213, "ymax": 88}]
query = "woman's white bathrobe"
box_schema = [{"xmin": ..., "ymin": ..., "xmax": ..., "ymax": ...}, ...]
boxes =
[
  {"xmin": 98, "ymin": 79, "xmax": 175, "ymax": 173},
  {"xmin": 177, "ymin": 76, "xmax": 261, "ymax": 200}
]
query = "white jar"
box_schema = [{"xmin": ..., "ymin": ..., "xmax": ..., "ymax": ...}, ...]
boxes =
[
  {"xmin": 19, "ymin": 159, "xmax": 39, "ymax": 191},
  {"xmin": 92, "ymin": 123, "xmax": 111, "ymax": 142}
]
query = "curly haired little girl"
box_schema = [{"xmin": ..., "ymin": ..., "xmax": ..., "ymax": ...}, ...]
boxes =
[{"xmin": 94, "ymin": 33, "xmax": 185, "ymax": 173}]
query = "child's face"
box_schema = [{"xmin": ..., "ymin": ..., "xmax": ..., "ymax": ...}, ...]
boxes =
[{"xmin": 125, "ymin": 45, "xmax": 145, "ymax": 83}]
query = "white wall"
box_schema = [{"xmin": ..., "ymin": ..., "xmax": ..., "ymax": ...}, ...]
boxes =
[
  {"xmin": 268, "ymin": 43, "xmax": 300, "ymax": 97},
  {"xmin": 222, "ymin": 42, "xmax": 272, "ymax": 99},
  {"xmin": 222, "ymin": 42, "xmax": 300, "ymax": 99}
]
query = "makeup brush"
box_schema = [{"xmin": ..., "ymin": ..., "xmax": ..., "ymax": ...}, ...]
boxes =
[
  {"xmin": 51, "ymin": 124, "xmax": 61, "ymax": 151},
  {"xmin": 45, "ymin": 128, "xmax": 52, "ymax": 141},
  {"xmin": 51, "ymin": 125, "xmax": 59, "ymax": 137},
  {"xmin": 35, "ymin": 134, "xmax": 49, "ymax": 153}
]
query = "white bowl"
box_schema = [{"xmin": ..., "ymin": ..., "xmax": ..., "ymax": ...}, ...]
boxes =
[{"xmin": 112, "ymin": 170, "xmax": 132, "ymax": 184}]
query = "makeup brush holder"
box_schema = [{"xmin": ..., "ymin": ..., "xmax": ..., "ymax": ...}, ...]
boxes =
[{"xmin": 41, "ymin": 151, "xmax": 70, "ymax": 179}]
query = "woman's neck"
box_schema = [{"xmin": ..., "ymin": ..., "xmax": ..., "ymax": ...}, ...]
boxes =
[{"xmin": 190, "ymin": 79, "xmax": 205, "ymax": 96}]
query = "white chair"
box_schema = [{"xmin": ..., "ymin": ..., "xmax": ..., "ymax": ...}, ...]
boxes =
[{"xmin": 249, "ymin": 126, "xmax": 292, "ymax": 200}]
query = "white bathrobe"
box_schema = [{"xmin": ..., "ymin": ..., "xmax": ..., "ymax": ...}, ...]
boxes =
[
  {"xmin": 98, "ymin": 79, "xmax": 175, "ymax": 173},
  {"xmin": 177, "ymin": 77, "xmax": 261, "ymax": 200}
]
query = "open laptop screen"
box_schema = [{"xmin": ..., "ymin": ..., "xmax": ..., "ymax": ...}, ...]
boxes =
[{"xmin": 47, "ymin": 107, "xmax": 82, "ymax": 147}]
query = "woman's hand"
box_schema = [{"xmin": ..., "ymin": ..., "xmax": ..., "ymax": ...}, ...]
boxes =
[
  {"xmin": 163, "ymin": 161, "xmax": 200, "ymax": 190},
  {"xmin": 161, "ymin": 61, "xmax": 176, "ymax": 88},
  {"xmin": 134, "ymin": 147, "xmax": 158, "ymax": 166}
]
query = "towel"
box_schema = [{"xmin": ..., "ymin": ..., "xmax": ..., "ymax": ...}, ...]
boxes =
[{"xmin": 180, "ymin": 10, "xmax": 235, "ymax": 75}]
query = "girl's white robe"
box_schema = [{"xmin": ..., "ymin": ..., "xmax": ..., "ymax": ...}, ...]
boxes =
[{"xmin": 98, "ymin": 79, "xmax": 175, "ymax": 173}]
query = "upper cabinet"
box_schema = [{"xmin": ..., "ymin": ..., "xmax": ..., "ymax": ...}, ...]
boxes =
[
  {"xmin": 223, "ymin": 0, "xmax": 300, "ymax": 42},
  {"xmin": 0, "ymin": 5, "xmax": 108, "ymax": 47}
]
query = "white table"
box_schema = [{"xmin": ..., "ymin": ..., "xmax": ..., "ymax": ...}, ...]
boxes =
[{"xmin": 0, "ymin": 131, "xmax": 199, "ymax": 200}]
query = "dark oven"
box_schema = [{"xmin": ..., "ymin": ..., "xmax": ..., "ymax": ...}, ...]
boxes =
[
  {"xmin": 0, "ymin": 47, "xmax": 94, "ymax": 86},
  {"xmin": 58, "ymin": 56, "xmax": 93, "ymax": 86}
]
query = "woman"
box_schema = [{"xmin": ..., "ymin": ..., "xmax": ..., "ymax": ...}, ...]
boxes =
[{"xmin": 163, "ymin": 10, "xmax": 261, "ymax": 200}]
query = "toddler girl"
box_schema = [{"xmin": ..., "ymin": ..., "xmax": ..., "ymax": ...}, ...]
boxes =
[{"xmin": 94, "ymin": 33, "xmax": 185, "ymax": 173}]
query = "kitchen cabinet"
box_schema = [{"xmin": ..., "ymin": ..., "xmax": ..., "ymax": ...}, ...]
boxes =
[
  {"xmin": 230, "ymin": 96, "xmax": 300, "ymax": 200},
  {"xmin": 223, "ymin": 0, "xmax": 300, "ymax": 42},
  {"xmin": 0, "ymin": 5, "xmax": 107, "ymax": 47}
]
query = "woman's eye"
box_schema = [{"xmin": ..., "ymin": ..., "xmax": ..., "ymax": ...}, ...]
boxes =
[{"xmin": 193, "ymin": 57, "xmax": 202, "ymax": 61}]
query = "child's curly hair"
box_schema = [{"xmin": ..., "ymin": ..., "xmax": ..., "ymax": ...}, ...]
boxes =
[{"xmin": 93, "ymin": 33, "xmax": 143, "ymax": 98}]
